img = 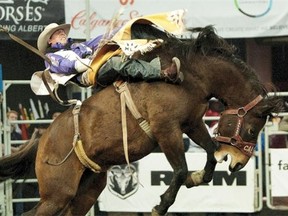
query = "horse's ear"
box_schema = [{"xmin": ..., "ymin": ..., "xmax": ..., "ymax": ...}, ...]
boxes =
[{"xmin": 255, "ymin": 97, "xmax": 285, "ymax": 118}]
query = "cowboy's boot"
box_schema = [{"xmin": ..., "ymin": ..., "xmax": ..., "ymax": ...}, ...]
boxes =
[
  {"xmin": 73, "ymin": 70, "xmax": 92, "ymax": 87},
  {"xmin": 161, "ymin": 57, "xmax": 184, "ymax": 84}
]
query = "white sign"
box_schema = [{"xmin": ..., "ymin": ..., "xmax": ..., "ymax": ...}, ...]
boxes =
[
  {"xmin": 98, "ymin": 153, "xmax": 256, "ymax": 212},
  {"xmin": 270, "ymin": 149, "xmax": 288, "ymax": 197},
  {"xmin": 64, "ymin": 0, "xmax": 288, "ymax": 39}
]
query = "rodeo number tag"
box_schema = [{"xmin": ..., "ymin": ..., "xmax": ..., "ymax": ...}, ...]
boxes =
[
  {"xmin": 244, "ymin": 145, "xmax": 254, "ymax": 154},
  {"xmin": 107, "ymin": 163, "xmax": 139, "ymax": 199}
]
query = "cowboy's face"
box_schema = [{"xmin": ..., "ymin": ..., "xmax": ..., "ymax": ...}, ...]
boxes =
[{"xmin": 48, "ymin": 29, "xmax": 68, "ymax": 46}]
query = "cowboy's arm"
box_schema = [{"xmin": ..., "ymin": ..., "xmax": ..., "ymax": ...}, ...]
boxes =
[
  {"xmin": 45, "ymin": 52, "xmax": 90, "ymax": 74},
  {"xmin": 83, "ymin": 35, "xmax": 103, "ymax": 51},
  {"xmin": 70, "ymin": 35, "xmax": 102, "ymax": 57}
]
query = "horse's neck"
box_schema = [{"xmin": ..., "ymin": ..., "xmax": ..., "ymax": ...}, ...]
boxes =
[{"xmin": 191, "ymin": 59, "xmax": 258, "ymax": 108}]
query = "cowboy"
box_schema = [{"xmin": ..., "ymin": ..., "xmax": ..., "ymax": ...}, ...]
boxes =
[
  {"xmin": 35, "ymin": 21, "xmax": 183, "ymax": 89},
  {"xmin": 32, "ymin": 10, "xmax": 183, "ymax": 93}
]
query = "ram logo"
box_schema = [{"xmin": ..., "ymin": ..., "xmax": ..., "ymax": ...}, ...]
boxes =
[{"xmin": 107, "ymin": 163, "xmax": 139, "ymax": 199}]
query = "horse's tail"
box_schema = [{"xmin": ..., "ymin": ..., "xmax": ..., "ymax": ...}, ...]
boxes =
[{"xmin": 0, "ymin": 130, "xmax": 40, "ymax": 182}]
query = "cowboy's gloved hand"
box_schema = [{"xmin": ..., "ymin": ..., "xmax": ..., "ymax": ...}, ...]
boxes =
[{"xmin": 74, "ymin": 58, "xmax": 91, "ymax": 73}]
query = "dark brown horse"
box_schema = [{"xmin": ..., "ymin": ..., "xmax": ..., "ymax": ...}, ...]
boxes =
[{"xmin": 0, "ymin": 26, "xmax": 283, "ymax": 216}]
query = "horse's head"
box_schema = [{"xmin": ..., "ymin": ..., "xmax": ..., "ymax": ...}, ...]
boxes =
[{"xmin": 213, "ymin": 95, "xmax": 284, "ymax": 172}]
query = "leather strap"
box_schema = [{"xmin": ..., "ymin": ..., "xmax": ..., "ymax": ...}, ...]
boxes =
[
  {"xmin": 114, "ymin": 81, "xmax": 155, "ymax": 168},
  {"xmin": 215, "ymin": 95, "xmax": 263, "ymax": 157},
  {"xmin": 42, "ymin": 70, "xmax": 77, "ymax": 106},
  {"xmin": 222, "ymin": 95, "xmax": 263, "ymax": 116},
  {"xmin": 114, "ymin": 81, "xmax": 154, "ymax": 139},
  {"xmin": 72, "ymin": 100, "xmax": 102, "ymax": 172},
  {"xmin": 0, "ymin": 26, "xmax": 51, "ymax": 64}
]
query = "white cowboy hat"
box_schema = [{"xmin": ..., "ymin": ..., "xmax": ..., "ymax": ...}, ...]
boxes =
[{"xmin": 37, "ymin": 23, "xmax": 71, "ymax": 54}]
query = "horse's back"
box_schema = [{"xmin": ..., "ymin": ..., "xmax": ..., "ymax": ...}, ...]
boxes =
[{"xmin": 37, "ymin": 81, "xmax": 204, "ymax": 169}]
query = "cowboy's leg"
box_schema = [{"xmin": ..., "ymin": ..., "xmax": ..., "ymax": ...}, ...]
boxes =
[
  {"xmin": 96, "ymin": 56, "xmax": 182, "ymax": 86},
  {"xmin": 96, "ymin": 56, "xmax": 161, "ymax": 84}
]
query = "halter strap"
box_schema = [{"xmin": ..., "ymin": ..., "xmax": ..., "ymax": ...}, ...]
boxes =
[
  {"xmin": 222, "ymin": 95, "xmax": 263, "ymax": 117},
  {"xmin": 215, "ymin": 95, "xmax": 263, "ymax": 157}
]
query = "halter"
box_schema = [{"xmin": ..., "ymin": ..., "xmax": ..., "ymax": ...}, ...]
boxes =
[{"xmin": 214, "ymin": 95, "xmax": 263, "ymax": 157}]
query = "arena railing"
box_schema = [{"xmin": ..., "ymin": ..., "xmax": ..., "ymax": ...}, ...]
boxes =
[
  {"xmin": 264, "ymin": 92, "xmax": 288, "ymax": 210},
  {"xmin": 1, "ymin": 80, "xmax": 285, "ymax": 215},
  {"xmin": 0, "ymin": 80, "xmax": 95, "ymax": 216}
]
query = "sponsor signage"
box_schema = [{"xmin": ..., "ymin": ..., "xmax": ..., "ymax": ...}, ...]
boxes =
[
  {"xmin": 270, "ymin": 149, "xmax": 288, "ymax": 197},
  {"xmin": 65, "ymin": 0, "xmax": 288, "ymax": 39},
  {"xmin": 1, "ymin": 0, "xmax": 288, "ymax": 40},
  {"xmin": 99, "ymin": 153, "xmax": 256, "ymax": 212},
  {"xmin": 0, "ymin": 0, "xmax": 65, "ymax": 39}
]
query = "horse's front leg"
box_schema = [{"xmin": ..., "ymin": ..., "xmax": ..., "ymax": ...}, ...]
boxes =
[
  {"xmin": 185, "ymin": 122, "xmax": 218, "ymax": 187},
  {"xmin": 152, "ymin": 128, "xmax": 188, "ymax": 215}
]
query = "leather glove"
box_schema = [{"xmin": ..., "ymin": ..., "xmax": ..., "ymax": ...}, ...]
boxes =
[{"xmin": 74, "ymin": 58, "xmax": 91, "ymax": 73}]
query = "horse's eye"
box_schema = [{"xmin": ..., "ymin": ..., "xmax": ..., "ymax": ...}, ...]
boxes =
[{"xmin": 248, "ymin": 128, "xmax": 255, "ymax": 136}]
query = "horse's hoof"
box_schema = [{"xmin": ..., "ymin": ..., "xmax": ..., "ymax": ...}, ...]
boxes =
[
  {"xmin": 151, "ymin": 207, "xmax": 166, "ymax": 216},
  {"xmin": 152, "ymin": 207, "xmax": 160, "ymax": 216},
  {"xmin": 186, "ymin": 170, "xmax": 205, "ymax": 188}
]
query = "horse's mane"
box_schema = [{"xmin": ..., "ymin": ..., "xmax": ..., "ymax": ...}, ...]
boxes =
[
  {"xmin": 131, "ymin": 24, "xmax": 236, "ymax": 57},
  {"xmin": 131, "ymin": 24, "xmax": 282, "ymax": 105},
  {"xmin": 186, "ymin": 25, "xmax": 237, "ymax": 57},
  {"xmin": 165, "ymin": 26, "xmax": 266, "ymax": 95},
  {"xmin": 132, "ymin": 24, "xmax": 245, "ymax": 71},
  {"xmin": 171, "ymin": 26, "xmax": 283, "ymax": 114}
]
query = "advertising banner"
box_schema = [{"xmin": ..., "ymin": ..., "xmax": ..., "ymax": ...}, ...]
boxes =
[
  {"xmin": 0, "ymin": 0, "xmax": 65, "ymax": 39},
  {"xmin": 65, "ymin": 0, "xmax": 288, "ymax": 39},
  {"xmin": 1, "ymin": 0, "xmax": 288, "ymax": 40},
  {"xmin": 98, "ymin": 153, "xmax": 256, "ymax": 212},
  {"xmin": 270, "ymin": 149, "xmax": 288, "ymax": 197}
]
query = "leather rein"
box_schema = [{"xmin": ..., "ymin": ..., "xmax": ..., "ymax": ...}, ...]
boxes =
[{"xmin": 214, "ymin": 95, "xmax": 263, "ymax": 157}]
